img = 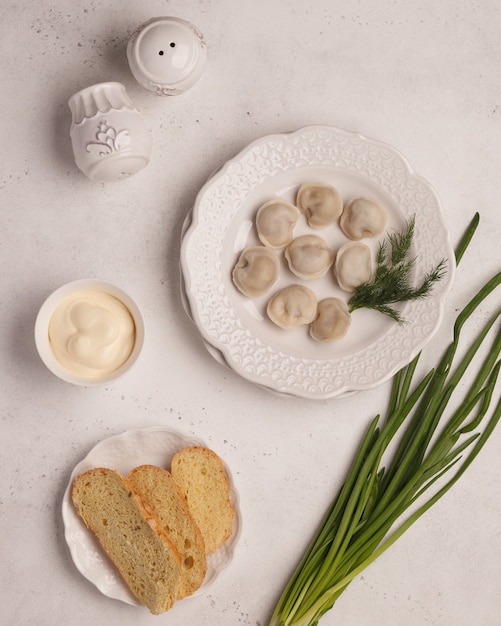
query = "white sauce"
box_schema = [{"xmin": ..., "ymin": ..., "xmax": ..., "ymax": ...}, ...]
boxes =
[{"xmin": 48, "ymin": 291, "xmax": 136, "ymax": 378}]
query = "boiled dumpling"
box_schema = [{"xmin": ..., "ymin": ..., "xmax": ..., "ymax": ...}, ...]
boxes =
[
  {"xmin": 309, "ymin": 298, "xmax": 351, "ymax": 342},
  {"xmin": 340, "ymin": 197, "xmax": 387, "ymax": 240},
  {"xmin": 334, "ymin": 241, "xmax": 372, "ymax": 293},
  {"xmin": 267, "ymin": 285, "xmax": 317, "ymax": 329},
  {"xmin": 285, "ymin": 235, "xmax": 334, "ymax": 280},
  {"xmin": 296, "ymin": 183, "xmax": 343, "ymax": 228},
  {"xmin": 256, "ymin": 199, "xmax": 301, "ymax": 248},
  {"xmin": 232, "ymin": 246, "xmax": 280, "ymax": 297}
]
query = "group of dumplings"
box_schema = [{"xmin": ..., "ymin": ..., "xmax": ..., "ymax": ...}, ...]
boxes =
[{"xmin": 232, "ymin": 183, "xmax": 388, "ymax": 342}]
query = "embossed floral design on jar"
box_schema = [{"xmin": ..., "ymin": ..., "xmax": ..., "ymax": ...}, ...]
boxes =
[
  {"xmin": 68, "ymin": 82, "xmax": 152, "ymax": 182},
  {"xmin": 86, "ymin": 121, "xmax": 131, "ymax": 156}
]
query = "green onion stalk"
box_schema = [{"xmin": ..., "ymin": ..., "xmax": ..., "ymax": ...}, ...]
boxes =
[{"xmin": 269, "ymin": 213, "xmax": 501, "ymax": 626}]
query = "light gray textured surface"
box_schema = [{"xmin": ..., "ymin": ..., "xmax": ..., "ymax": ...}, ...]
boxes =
[{"xmin": 1, "ymin": 1, "xmax": 500, "ymax": 624}]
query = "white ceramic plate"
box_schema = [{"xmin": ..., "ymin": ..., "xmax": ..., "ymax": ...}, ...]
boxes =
[
  {"xmin": 180, "ymin": 125, "xmax": 455, "ymax": 399},
  {"xmin": 62, "ymin": 426, "xmax": 241, "ymax": 607}
]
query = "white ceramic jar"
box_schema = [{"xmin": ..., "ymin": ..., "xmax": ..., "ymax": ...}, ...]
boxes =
[
  {"xmin": 127, "ymin": 17, "xmax": 207, "ymax": 95},
  {"xmin": 68, "ymin": 82, "xmax": 152, "ymax": 182}
]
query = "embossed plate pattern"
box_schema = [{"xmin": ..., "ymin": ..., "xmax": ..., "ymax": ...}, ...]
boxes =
[
  {"xmin": 180, "ymin": 125, "xmax": 455, "ymax": 399},
  {"xmin": 62, "ymin": 426, "xmax": 241, "ymax": 607}
]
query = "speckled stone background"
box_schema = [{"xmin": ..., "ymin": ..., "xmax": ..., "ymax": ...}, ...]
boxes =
[{"xmin": 1, "ymin": 1, "xmax": 500, "ymax": 625}]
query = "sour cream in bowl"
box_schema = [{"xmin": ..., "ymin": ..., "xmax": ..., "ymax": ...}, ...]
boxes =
[{"xmin": 35, "ymin": 279, "xmax": 145, "ymax": 386}]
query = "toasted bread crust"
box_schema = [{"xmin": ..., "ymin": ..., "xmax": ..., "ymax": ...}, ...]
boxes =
[
  {"xmin": 71, "ymin": 468, "xmax": 182, "ymax": 614},
  {"xmin": 171, "ymin": 447, "xmax": 235, "ymax": 553},
  {"xmin": 128, "ymin": 465, "xmax": 207, "ymax": 599}
]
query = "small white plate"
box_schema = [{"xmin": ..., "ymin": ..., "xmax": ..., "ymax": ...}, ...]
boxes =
[
  {"xmin": 62, "ymin": 426, "xmax": 241, "ymax": 607},
  {"xmin": 180, "ymin": 125, "xmax": 455, "ymax": 399}
]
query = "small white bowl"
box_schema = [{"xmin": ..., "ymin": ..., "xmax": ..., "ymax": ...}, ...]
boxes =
[{"xmin": 35, "ymin": 279, "xmax": 145, "ymax": 386}]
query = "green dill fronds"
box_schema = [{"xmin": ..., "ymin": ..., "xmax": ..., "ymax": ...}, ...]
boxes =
[
  {"xmin": 388, "ymin": 215, "xmax": 415, "ymax": 265},
  {"xmin": 348, "ymin": 216, "xmax": 447, "ymax": 324}
]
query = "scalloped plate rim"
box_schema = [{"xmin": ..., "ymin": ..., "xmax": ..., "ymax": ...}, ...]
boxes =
[{"xmin": 180, "ymin": 125, "xmax": 455, "ymax": 399}]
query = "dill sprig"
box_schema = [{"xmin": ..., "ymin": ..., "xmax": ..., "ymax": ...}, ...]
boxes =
[{"xmin": 348, "ymin": 215, "xmax": 447, "ymax": 323}]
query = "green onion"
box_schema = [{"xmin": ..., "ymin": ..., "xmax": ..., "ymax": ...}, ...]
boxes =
[{"xmin": 270, "ymin": 213, "xmax": 501, "ymax": 626}]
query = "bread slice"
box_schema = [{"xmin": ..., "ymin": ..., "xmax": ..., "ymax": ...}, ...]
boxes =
[
  {"xmin": 71, "ymin": 468, "xmax": 182, "ymax": 614},
  {"xmin": 171, "ymin": 447, "xmax": 234, "ymax": 553},
  {"xmin": 128, "ymin": 465, "xmax": 207, "ymax": 599}
]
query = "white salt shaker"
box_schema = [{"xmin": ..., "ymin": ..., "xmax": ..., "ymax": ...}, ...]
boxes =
[
  {"xmin": 68, "ymin": 82, "xmax": 152, "ymax": 182},
  {"xmin": 127, "ymin": 17, "xmax": 207, "ymax": 95}
]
